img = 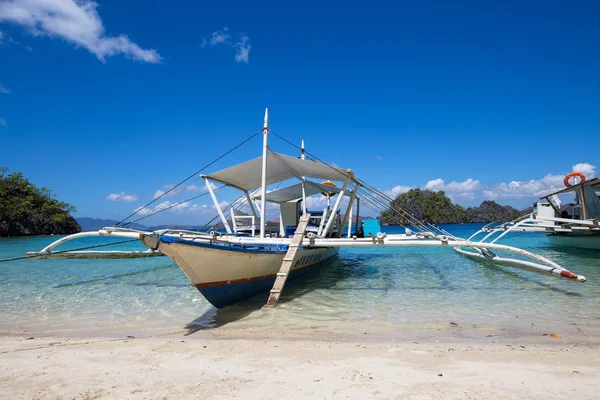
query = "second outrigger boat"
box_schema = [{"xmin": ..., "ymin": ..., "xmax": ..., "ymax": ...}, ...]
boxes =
[
  {"xmin": 27, "ymin": 110, "xmax": 587, "ymax": 308},
  {"xmin": 469, "ymin": 172, "xmax": 600, "ymax": 251}
]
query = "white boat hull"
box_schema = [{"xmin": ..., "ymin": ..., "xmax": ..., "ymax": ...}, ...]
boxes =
[
  {"xmin": 547, "ymin": 234, "xmax": 600, "ymax": 250},
  {"xmin": 153, "ymin": 235, "xmax": 339, "ymax": 308}
]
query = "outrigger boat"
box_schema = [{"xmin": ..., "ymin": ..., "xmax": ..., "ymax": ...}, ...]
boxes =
[
  {"xmin": 468, "ymin": 172, "xmax": 600, "ymax": 251},
  {"xmin": 26, "ymin": 110, "xmax": 587, "ymax": 308}
]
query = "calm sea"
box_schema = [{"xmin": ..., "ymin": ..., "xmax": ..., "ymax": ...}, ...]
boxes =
[{"xmin": 1, "ymin": 224, "xmax": 599, "ymax": 340}]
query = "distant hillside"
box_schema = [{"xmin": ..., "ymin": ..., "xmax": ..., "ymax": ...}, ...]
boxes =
[
  {"xmin": 0, "ymin": 168, "xmax": 81, "ymax": 237},
  {"xmin": 76, "ymin": 217, "xmax": 148, "ymax": 231},
  {"xmin": 380, "ymin": 189, "xmax": 520, "ymax": 225},
  {"xmin": 465, "ymin": 200, "xmax": 522, "ymax": 223}
]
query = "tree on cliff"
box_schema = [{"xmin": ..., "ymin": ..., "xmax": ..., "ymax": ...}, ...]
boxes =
[
  {"xmin": 381, "ymin": 189, "xmax": 467, "ymax": 224},
  {"xmin": 380, "ymin": 189, "xmax": 520, "ymax": 224},
  {"xmin": 0, "ymin": 167, "xmax": 81, "ymax": 236},
  {"xmin": 465, "ymin": 200, "xmax": 520, "ymax": 223}
]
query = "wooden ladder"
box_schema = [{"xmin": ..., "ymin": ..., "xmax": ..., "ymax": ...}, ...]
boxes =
[{"xmin": 266, "ymin": 213, "xmax": 311, "ymax": 307}]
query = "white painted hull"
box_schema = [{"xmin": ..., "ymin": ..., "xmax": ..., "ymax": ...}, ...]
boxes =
[
  {"xmin": 547, "ymin": 234, "xmax": 600, "ymax": 250},
  {"xmin": 154, "ymin": 236, "xmax": 339, "ymax": 308}
]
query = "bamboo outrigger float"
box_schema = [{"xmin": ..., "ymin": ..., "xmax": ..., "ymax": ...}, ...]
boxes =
[{"xmin": 26, "ymin": 110, "xmax": 587, "ymax": 308}]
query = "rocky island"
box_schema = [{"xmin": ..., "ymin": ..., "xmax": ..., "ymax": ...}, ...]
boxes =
[
  {"xmin": 0, "ymin": 167, "xmax": 81, "ymax": 237},
  {"xmin": 380, "ymin": 189, "xmax": 521, "ymax": 225}
]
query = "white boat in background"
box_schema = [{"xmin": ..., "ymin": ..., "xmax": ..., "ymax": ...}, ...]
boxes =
[
  {"xmin": 26, "ymin": 110, "xmax": 588, "ymax": 309},
  {"xmin": 472, "ymin": 173, "xmax": 600, "ymax": 251}
]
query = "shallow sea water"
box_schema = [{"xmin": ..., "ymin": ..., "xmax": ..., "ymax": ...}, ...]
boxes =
[{"xmin": 1, "ymin": 224, "xmax": 599, "ymax": 340}]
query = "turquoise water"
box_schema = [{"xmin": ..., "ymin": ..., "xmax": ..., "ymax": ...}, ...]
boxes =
[{"xmin": 1, "ymin": 224, "xmax": 599, "ymax": 339}]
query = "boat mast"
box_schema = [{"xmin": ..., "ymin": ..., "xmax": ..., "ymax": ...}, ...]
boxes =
[
  {"xmin": 301, "ymin": 140, "xmax": 307, "ymax": 216},
  {"xmin": 260, "ymin": 108, "xmax": 269, "ymax": 238}
]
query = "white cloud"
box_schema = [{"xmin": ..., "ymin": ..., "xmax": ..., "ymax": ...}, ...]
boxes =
[
  {"xmin": 423, "ymin": 178, "xmax": 481, "ymax": 201},
  {"xmin": 201, "ymin": 27, "xmax": 250, "ymax": 63},
  {"xmin": 375, "ymin": 155, "xmax": 383, "ymax": 161},
  {"xmin": 304, "ymin": 194, "xmax": 353, "ymax": 212},
  {"xmin": 0, "ymin": 117, "xmax": 6, "ymax": 126},
  {"xmin": 133, "ymin": 205, "xmax": 152, "ymax": 216},
  {"xmin": 134, "ymin": 200, "xmax": 176, "ymax": 216},
  {"xmin": 152, "ymin": 189, "xmax": 166, "ymax": 199},
  {"xmin": 381, "ymin": 163, "xmax": 597, "ymax": 204},
  {"xmin": 384, "ymin": 185, "xmax": 413, "ymax": 198},
  {"xmin": 135, "ymin": 200, "xmax": 213, "ymax": 217},
  {"xmin": 188, "ymin": 204, "xmax": 208, "ymax": 213},
  {"xmin": 0, "ymin": 83, "xmax": 10, "ymax": 93},
  {"xmin": 106, "ymin": 192, "xmax": 138, "ymax": 202},
  {"xmin": 171, "ymin": 201, "xmax": 191, "ymax": 212},
  {"xmin": 304, "ymin": 195, "xmax": 328, "ymax": 210},
  {"xmin": 234, "ymin": 36, "xmax": 250, "ymax": 63},
  {"xmin": 152, "ymin": 183, "xmax": 211, "ymax": 199},
  {"xmin": 572, "ymin": 163, "xmax": 596, "ymax": 180},
  {"xmin": 0, "ymin": 0, "xmax": 161, "ymax": 63},
  {"xmin": 423, "ymin": 178, "xmax": 444, "ymax": 191},
  {"xmin": 212, "ymin": 200, "xmax": 229, "ymax": 210},
  {"xmin": 204, "ymin": 27, "xmax": 229, "ymax": 46},
  {"xmin": 483, "ymin": 164, "xmax": 596, "ymax": 200}
]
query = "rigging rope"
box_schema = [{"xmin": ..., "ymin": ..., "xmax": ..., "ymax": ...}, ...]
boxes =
[
  {"xmin": 0, "ymin": 239, "xmax": 139, "ymax": 263},
  {"xmin": 269, "ymin": 131, "xmax": 444, "ymax": 235},
  {"xmin": 114, "ymin": 131, "xmax": 261, "ymax": 227},
  {"xmin": 120, "ymin": 186, "xmax": 224, "ymax": 227}
]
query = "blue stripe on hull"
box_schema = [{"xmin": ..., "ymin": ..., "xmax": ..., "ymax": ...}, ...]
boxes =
[{"xmin": 198, "ymin": 255, "xmax": 336, "ymax": 308}]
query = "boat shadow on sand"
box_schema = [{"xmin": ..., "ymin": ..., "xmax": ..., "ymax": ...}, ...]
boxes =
[{"xmin": 183, "ymin": 256, "xmax": 357, "ymax": 335}]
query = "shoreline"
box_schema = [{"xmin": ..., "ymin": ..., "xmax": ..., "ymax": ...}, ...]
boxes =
[
  {"xmin": 2, "ymin": 333, "xmax": 599, "ymax": 399},
  {"xmin": 3, "ymin": 317, "xmax": 600, "ymax": 346}
]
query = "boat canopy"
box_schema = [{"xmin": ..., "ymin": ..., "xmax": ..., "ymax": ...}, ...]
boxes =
[
  {"xmin": 204, "ymin": 151, "xmax": 353, "ymax": 191},
  {"xmin": 253, "ymin": 180, "xmax": 350, "ymax": 204}
]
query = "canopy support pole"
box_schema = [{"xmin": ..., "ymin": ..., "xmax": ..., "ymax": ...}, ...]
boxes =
[
  {"xmin": 347, "ymin": 205, "xmax": 353, "ymax": 238},
  {"xmin": 245, "ymin": 190, "xmax": 258, "ymax": 220},
  {"xmin": 356, "ymin": 197, "xmax": 360, "ymax": 229},
  {"xmin": 204, "ymin": 177, "xmax": 232, "ymax": 234},
  {"xmin": 339, "ymin": 183, "xmax": 359, "ymax": 237},
  {"xmin": 260, "ymin": 109, "xmax": 269, "ymax": 238},
  {"xmin": 322, "ymin": 179, "xmax": 349, "ymax": 237}
]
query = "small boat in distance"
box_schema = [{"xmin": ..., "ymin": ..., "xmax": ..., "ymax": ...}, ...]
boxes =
[{"xmin": 26, "ymin": 110, "xmax": 588, "ymax": 309}]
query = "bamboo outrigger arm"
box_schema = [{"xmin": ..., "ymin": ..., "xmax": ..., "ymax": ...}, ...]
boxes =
[
  {"xmin": 300, "ymin": 234, "xmax": 586, "ymax": 282},
  {"xmin": 25, "ymin": 228, "xmax": 165, "ymax": 259},
  {"xmin": 25, "ymin": 227, "xmax": 587, "ymax": 283}
]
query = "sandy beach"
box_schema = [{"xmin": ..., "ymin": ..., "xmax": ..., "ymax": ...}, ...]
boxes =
[{"xmin": 2, "ymin": 332, "xmax": 599, "ymax": 400}]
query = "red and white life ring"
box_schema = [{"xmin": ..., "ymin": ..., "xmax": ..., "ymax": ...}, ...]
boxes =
[{"xmin": 564, "ymin": 172, "xmax": 586, "ymax": 187}]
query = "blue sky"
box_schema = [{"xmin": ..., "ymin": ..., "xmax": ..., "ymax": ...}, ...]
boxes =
[{"xmin": 1, "ymin": 0, "xmax": 598, "ymax": 225}]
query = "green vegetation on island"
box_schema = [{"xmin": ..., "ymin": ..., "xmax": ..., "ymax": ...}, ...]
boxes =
[
  {"xmin": 0, "ymin": 167, "xmax": 81, "ymax": 237},
  {"xmin": 380, "ymin": 189, "xmax": 521, "ymax": 225}
]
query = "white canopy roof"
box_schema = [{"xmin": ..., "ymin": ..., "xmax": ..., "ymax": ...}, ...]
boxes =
[
  {"xmin": 204, "ymin": 151, "xmax": 353, "ymax": 191},
  {"xmin": 253, "ymin": 180, "xmax": 349, "ymax": 204}
]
